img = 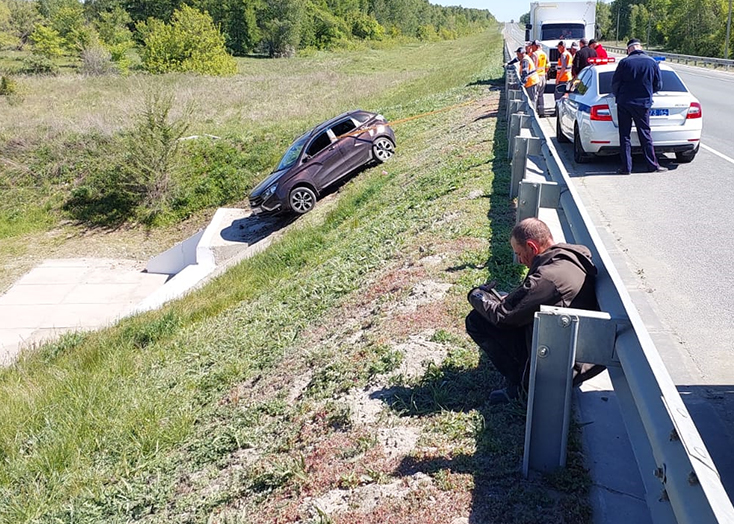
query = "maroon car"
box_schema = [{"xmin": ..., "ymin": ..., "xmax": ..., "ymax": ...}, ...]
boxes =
[{"xmin": 248, "ymin": 110, "xmax": 396, "ymax": 215}]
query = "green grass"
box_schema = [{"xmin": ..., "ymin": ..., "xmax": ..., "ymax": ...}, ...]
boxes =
[{"xmin": 0, "ymin": 26, "xmax": 592, "ymax": 523}]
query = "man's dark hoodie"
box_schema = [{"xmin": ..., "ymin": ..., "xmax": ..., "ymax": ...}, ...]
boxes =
[{"xmin": 468, "ymin": 243, "xmax": 598, "ymax": 333}]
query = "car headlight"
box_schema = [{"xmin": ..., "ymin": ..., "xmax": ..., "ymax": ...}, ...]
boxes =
[{"xmin": 263, "ymin": 184, "xmax": 277, "ymax": 199}]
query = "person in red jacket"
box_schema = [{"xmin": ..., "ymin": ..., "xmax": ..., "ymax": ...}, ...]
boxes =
[
  {"xmin": 465, "ymin": 218, "xmax": 603, "ymax": 404},
  {"xmin": 589, "ymin": 39, "xmax": 608, "ymax": 59}
]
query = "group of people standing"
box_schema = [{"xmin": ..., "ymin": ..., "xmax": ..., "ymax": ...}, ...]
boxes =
[{"xmin": 512, "ymin": 38, "xmax": 608, "ymax": 116}]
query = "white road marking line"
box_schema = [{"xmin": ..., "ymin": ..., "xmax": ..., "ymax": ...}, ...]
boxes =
[{"xmin": 701, "ymin": 144, "xmax": 734, "ymax": 165}]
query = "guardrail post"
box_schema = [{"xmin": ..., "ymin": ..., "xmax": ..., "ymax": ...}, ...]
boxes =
[
  {"xmin": 516, "ymin": 180, "xmax": 561, "ymax": 222},
  {"xmin": 523, "ymin": 307, "xmax": 617, "ymax": 476},
  {"xmin": 510, "ymin": 137, "xmax": 542, "ymax": 198},
  {"xmin": 506, "ymin": 89, "xmax": 521, "ymax": 122},
  {"xmin": 508, "ymin": 113, "xmax": 530, "ymax": 159}
]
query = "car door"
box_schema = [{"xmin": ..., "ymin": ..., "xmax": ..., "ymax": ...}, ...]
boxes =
[
  {"xmin": 304, "ymin": 129, "xmax": 344, "ymax": 190},
  {"xmin": 563, "ymin": 69, "xmax": 592, "ymax": 135},
  {"xmin": 330, "ymin": 117, "xmax": 369, "ymax": 173}
]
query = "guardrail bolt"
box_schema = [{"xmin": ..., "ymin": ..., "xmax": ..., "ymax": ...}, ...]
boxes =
[
  {"xmin": 669, "ymin": 429, "xmax": 680, "ymax": 442},
  {"xmin": 559, "ymin": 315, "xmax": 572, "ymax": 328},
  {"xmin": 688, "ymin": 471, "xmax": 699, "ymax": 486},
  {"xmin": 654, "ymin": 467, "xmax": 665, "ymax": 480},
  {"xmin": 537, "ymin": 346, "xmax": 549, "ymax": 358},
  {"xmin": 659, "ymin": 489, "xmax": 669, "ymax": 502}
]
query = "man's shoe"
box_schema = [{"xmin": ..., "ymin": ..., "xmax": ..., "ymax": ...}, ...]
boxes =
[
  {"xmin": 616, "ymin": 168, "xmax": 631, "ymax": 174},
  {"xmin": 489, "ymin": 384, "xmax": 521, "ymax": 405},
  {"xmin": 648, "ymin": 165, "xmax": 668, "ymax": 173}
]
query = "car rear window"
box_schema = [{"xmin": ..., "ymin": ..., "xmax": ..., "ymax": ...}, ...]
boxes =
[
  {"xmin": 352, "ymin": 112, "xmax": 373, "ymax": 124},
  {"xmin": 598, "ymin": 70, "xmax": 688, "ymax": 95},
  {"xmin": 331, "ymin": 119, "xmax": 357, "ymax": 137}
]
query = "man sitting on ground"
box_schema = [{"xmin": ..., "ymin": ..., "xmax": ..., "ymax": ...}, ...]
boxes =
[{"xmin": 465, "ymin": 218, "xmax": 603, "ymax": 404}]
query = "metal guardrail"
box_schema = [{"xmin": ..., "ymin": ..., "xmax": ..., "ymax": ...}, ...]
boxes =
[
  {"xmin": 502, "ymin": 38, "xmax": 734, "ymax": 524},
  {"xmin": 604, "ymin": 45, "xmax": 734, "ymax": 70}
]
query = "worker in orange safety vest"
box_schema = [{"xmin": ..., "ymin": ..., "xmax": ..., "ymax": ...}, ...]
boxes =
[
  {"xmin": 555, "ymin": 40, "xmax": 573, "ymax": 101},
  {"xmin": 516, "ymin": 46, "xmax": 539, "ymax": 109},
  {"xmin": 530, "ymin": 39, "xmax": 548, "ymax": 116}
]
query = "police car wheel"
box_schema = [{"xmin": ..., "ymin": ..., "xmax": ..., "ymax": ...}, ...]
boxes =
[{"xmin": 675, "ymin": 147, "xmax": 698, "ymax": 164}]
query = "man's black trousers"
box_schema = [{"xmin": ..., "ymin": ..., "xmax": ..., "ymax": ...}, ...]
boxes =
[
  {"xmin": 465, "ymin": 310, "xmax": 528, "ymax": 387},
  {"xmin": 617, "ymin": 103, "xmax": 659, "ymax": 172}
]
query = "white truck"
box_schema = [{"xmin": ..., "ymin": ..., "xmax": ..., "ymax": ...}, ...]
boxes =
[{"xmin": 524, "ymin": 1, "xmax": 597, "ymax": 79}]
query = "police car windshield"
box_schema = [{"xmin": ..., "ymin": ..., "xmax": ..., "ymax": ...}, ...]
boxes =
[{"xmin": 598, "ymin": 70, "xmax": 688, "ymax": 95}]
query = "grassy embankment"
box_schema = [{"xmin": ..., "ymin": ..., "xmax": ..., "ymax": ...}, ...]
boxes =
[{"xmin": 0, "ymin": 28, "xmax": 593, "ymax": 523}]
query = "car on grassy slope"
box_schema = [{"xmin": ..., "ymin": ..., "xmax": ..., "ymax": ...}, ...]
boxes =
[
  {"xmin": 556, "ymin": 58, "xmax": 702, "ymax": 164},
  {"xmin": 248, "ymin": 110, "xmax": 396, "ymax": 215}
]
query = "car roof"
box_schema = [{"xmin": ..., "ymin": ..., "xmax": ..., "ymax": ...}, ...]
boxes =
[{"xmin": 309, "ymin": 110, "xmax": 375, "ymax": 137}]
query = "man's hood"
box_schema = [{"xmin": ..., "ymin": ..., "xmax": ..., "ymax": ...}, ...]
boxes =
[{"xmin": 531, "ymin": 243, "xmax": 597, "ymax": 275}]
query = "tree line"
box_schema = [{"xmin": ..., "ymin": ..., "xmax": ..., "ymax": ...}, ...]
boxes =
[
  {"xmin": 521, "ymin": 0, "xmax": 733, "ymax": 58},
  {"xmin": 0, "ymin": 0, "xmax": 496, "ymax": 75}
]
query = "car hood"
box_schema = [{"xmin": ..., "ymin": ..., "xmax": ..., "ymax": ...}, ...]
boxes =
[{"xmin": 250, "ymin": 168, "xmax": 288, "ymax": 198}]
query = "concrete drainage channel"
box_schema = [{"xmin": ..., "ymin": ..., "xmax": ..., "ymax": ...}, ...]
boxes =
[{"xmin": 0, "ymin": 208, "xmax": 290, "ymax": 366}]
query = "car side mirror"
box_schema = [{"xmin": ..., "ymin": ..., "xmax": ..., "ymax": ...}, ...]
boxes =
[
  {"xmin": 556, "ymin": 84, "xmax": 567, "ymax": 95},
  {"xmin": 302, "ymin": 155, "xmax": 311, "ymax": 163}
]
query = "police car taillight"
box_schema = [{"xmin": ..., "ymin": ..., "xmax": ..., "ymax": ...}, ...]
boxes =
[
  {"xmin": 590, "ymin": 104, "xmax": 613, "ymax": 121},
  {"xmin": 686, "ymin": 102, "xmax": 702, "ymax": 119},
  {"xmin": 588, "ymin": 58, "xmax": 616, "ymax": 65}
]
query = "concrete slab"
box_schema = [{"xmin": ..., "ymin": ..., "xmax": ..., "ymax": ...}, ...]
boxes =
[
  {"xmin": 0, "ymin": 259, "xmax": 168, "ymax": 365},
  {"xmin": 0, "ymin": 284, "xmax": 76, "ymax": 305}
]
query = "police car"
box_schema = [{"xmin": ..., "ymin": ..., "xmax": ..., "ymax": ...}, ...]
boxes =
[{"xmin": 555, "ymin": 58, "xmax": 702, "ymax": 164}]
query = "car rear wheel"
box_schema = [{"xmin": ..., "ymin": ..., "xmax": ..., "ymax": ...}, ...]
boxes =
[
  {"xmin": 372, "ymin": 137, "xmax": 395, "ymax": 163},
  {"xmin": 675, "ymin": 146, "xmax": 698, "ymax": 163},
  {"xmin": 573, "ymin": 127, "xmax": 591, "ymax": 164},
  {"xmin": 556, "ymin": 115, "xmax": 570, "ymax": 143},
  {"xmin": 289, "ymin": 186, "xmax": 316, "ymax": 214}
]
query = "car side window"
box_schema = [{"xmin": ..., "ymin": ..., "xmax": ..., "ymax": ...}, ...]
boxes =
[
  {"xmin": 306, "ymin": 132, "xmax": 332, "ymax": 157},
  {"xmin": 331, "ymin": 119, "xmax": 357, "ymax": 138},
  {"xmin": 576, "ymin": 69, "xmax": 592, "ymax": 95}
]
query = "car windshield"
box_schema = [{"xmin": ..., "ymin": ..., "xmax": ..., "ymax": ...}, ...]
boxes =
[
  {"xmin": 598, "ymin": 70, "xmax": 688, "ymax": 95},
  {"xmin": 276, "ymin": 133, "xmax": 309, "ymax": 171},
  {"xmin": 541, "ymin": 23, "xmax": 585, "ymax": 40}
]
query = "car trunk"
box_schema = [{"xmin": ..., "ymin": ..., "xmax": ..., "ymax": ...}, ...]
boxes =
[
  {"xmin": 601, "ymin": 69, "xmax": 692, "ymax": 129},
  {"xmin": 606, "ymin": 93, "xmax": 692, "ymax": 128}
]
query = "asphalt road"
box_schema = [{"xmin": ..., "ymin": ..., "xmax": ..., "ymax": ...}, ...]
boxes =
[{"xmin": 545, "ymin": 60, "xmax": 734, "ymax": 496}]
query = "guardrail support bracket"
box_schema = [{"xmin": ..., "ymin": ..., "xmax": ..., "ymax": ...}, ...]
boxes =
[{"xmin": 523, "ymin": 306, "xmax": 617, "ymax": 477}]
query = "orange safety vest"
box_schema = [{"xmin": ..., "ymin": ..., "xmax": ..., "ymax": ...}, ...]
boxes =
[
  {"xmin": 521, "ymin": 55, "xmax": 539, "ymax": 88},
  {"xmin": 533, "ymin": 49, "xmax": 548, "ymax": 77},
  {"xmin": 557, "ymin": 50, "xmax": 572, "ymax": 82}
]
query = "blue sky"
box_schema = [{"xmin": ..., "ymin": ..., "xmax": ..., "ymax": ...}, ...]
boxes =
[{"xmin": 431, "ymin": 1, "xmax": 609, "ymax": 24}]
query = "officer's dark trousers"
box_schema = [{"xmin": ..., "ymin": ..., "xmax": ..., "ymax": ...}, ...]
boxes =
[
  {"xmin": 465, "ymin": 310, "xmax": 528, "ymax": 387},
  {"xmin": 618, "ymin": 103, "xmax": 659, "ymax": 172}
]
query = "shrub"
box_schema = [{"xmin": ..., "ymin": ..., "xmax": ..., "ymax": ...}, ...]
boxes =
[
  {"xmin": 348, "ymin": 12, "xmax": 384, "ymax": 40},
  {"xmin": 0, "ymin": 75, "xmax": 17, "ymax": 95},
  {"xmin": 80, "ymin": 45, "xmax": 116, "ymax": 76},
  {"xmin": 140, "ymin": 5, "xmax": 237, "ymax": 76},
  {"xmin": 64, "ymin": 92, "xmax": 191, "ymax": 226},
  {"xmin": 30, "ymin": 23, "xmax": 64, "ymax": 58},
  {"xmin": 21, "ymin": 54, "xmax": 58, "ymax": 75}
]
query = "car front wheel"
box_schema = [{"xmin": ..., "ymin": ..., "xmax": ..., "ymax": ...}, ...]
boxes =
[
  {"xmin": 289, "ymin": 186, "xmax": 317, "ymax": 214},
  {"xmin": 372, "ymin": 137, "xmax": 395, "ymax": 163}
]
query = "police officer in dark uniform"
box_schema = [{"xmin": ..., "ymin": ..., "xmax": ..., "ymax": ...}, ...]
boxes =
[{"xmin": 612, "ymin": 38, "xmax": 667, "ymax": 174}]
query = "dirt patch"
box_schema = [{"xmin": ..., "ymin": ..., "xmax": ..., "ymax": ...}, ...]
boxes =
[
  {"xmin": 397, "ymin": 280, "xmax": 452, "ymax": 313},
  {"xmin": 304, "ymin": 472, "xmax": 433, "ymax": 518}
]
